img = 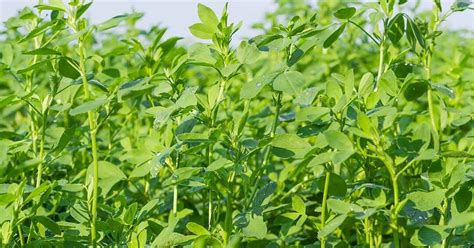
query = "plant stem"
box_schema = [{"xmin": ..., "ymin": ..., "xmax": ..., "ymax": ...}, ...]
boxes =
[
  {"xmin": 425, "ymin": 9, "xmax": 441, "ymax": 153},
  {"xmin": 262, "ymin": 92, "xmax": 283, "ymax": 166},
  {"xmin": 172, "ymin": 153, "xmax": 179, "ymax": 216},
  {"xmin": 375, "ymin": 39, "xmax": 385, "ymax": 88},
  {"xmin": 247, "ymin": 92, "xmax": 282, "ymax": 208},
  {"xmin": 210, "ymin": 78, "xmax": 227, "ymax": 129},
  {"xmin": 223, "ymin": 172, "xmax": 235, "ymax": 245},
  {"xmin": 440, "ymin": 198, "xmax": 450, "ymax": 248},
  {"xmin": 381, "ymin": 154, "xmax": 400, "ymax": 248},
  {"xmin": 28, "ymin": 29, "xmax": 41, "ymax": 186},
  {"xmin": 78, "ymin": 38, "xmax": 99, "ymax": 247},
  {"xmin": 173, "ymin": 184, "xmax": 178, "ymax": 216},
  {"xmin": 35, "ymin": 112, "xmax": 47, "ymax": 188},
  {"xmin": 17, "ymin": 225, "xmax": 24, "ymax": 246},
  {"xmin": 320, "ymin": 170, "xmax": 331, "ymax": 248},
  {"xmin": 208, "ymin": 189, "xmax": 212, "ymax": 230},
  {"xmin": 348, "ymin": 20, "xmax": 380, "ymax": 46},
  {"xmin": 206, "ymin": 77, "xmax": 227, "ymax": 231}
]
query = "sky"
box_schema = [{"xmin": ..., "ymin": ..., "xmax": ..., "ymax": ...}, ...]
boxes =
[{"xmin": 1, "ymin": 0, "xmax": 473, "ymax": 43}]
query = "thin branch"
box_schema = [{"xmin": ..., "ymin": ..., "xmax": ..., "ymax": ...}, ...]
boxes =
[{"xmin": 349, "ymin": 20, "xmax": 380, "ymax": 46}]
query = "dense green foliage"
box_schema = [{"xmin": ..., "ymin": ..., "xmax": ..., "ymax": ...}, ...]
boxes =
[{"xmin": 0, "ymin": 0, "xmax": 473, "ymax": 247}]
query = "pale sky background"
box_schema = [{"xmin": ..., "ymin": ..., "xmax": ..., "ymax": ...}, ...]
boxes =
[{"xmin": 1, "ymin": 0, "xmax": 473, "ymax": 43}]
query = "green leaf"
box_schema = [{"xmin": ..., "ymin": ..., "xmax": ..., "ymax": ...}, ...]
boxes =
[
  {"xmin": 344, "ymin": 70, "xmax": 354, "ymax": 97},
  {"xmin": 189, "ymin": 23, "xmax": 215, "ymax": 40},
  {"xmin": 317, "ymin": 173, "xmax": 347, "ymax": 197},
  {"xmin": 448, "ymin": 212, "xmax": 474, "ymax": 228},
  {"xmin": 406, "ymin": 16, "xmax": 426, "ymax": 49},
  {"xmin": 393, "ymin": 63, "xmax": 413, "ymax": 78},
  {"xmin": 417, "ymin": 225, "xmax": 450, "ymax": 246},
  {"xmin": 0, "ymin": 194, "xmax": 16, "ymax": 205},
  {"xmin": 358, "ymin": 72, "xmax": 374, "ymax": 98},
  {"xmin": 332, "ymin": 150, "xmax": 354, "ymax": 164},
  {"xmin": 333, "ymin": 7, "xmax": 356, "ymax": 19},
  {"xmin": 70, "ymin": 97, "xmax": 108, "ymax": 116},
  {"xmin": 96, "ymin": 13, "xmax": 143, "ymax": 31},
  {"xmin": 207, "ymin": 158, "xmax": 233, "ymax": 172},
  {"xmin": 243, "ymin": 215, "xmax": 267, "ymax": 239},
  {"xmin": 240, "ymin": 71, "xmax": 281, "ymax": 99},
  {"xmin": 451, "ymin": 0, "xmax": 472, "ymax": 11},
  {"xmin": 151, "ymin": 218, "xmax": 182, "ymax": 247},
  {"xmin": 448, "ymin": 163, "xmax": 465, "ymax": 190},
  {"xmin": 327, "ymin": 199, "xmax": 363, "ymax": 215},
  {"xmin": 252, "ymin": 182, "xmax": 276, "ymax": 215},
  {"xmin": 33, "ymin": 216, "xmax": 61, "ymax": 235},
  {"xmin": 35, "ymin": 0, "xmax": 67, "ymax": 12},
  {"xmin": 415, "ymin": 149, "xmax": 437, "ymax": 161},
  {"xmin": 378, "ymin": 70, "xmax": 398, "ymax": 96},
  {"xmin": 272, "ymin": 71, "xmax": 306, "ymax": 95},
  {"xmin": 318, "ymin": 214, "xmax": 346, "ymax": 238},
  {"xmin": 19, "ymin": 20, "xmax": 57, "ymax": 43},
  {"xmin": 123, "ymin": 202, "xmax": 138, "ymax": 225},
  {"xmin": 102, "ymin": 68, "xmax": 120, "ymax": 78},
  {"xmin": 404, "ymin": 80, "xmax": 428, "ymax": 101},
  {"xmin": 58, "ymin": 57, "xmax": 81, "ymax": 79},
  {"xmin": 323, "ymin": 130, "xmax": 353, "ymax": 152},
  {"xmin": 1, "ymin": 44, "xmax": 13, "ymax": 66},
  {"xmin": 308, "ymin": 151, "xmax": 335, "ymax": 167},
  {"xmin": 175, "ymin": 87, "xmax": 197, "ymax": 108},
  {"xmin": 87, "ymin": 79, "xmax": 108, "ymax": 93},
  {"xmin": 76, "ymin": 2, "xmax": 93, "ymax": 19},
  {"xmin": 18, "ymin": 59, "xmax": 53, "ymax": 74},
  {"xmin": 177, "ymin": 133, "xmax": 208, "ymax": 142},
  {"xmin": 86, "ymin": 161, "xmax": 126, "ymax": 196},
  {"xmin": 188, "ymin": 43, "xmax": 216, "ymax": 65},
  {"xmin": 186, "ymin": 222, "xmax": 210, "ymax": 236},
  {"xmin": 294, "ymin": 87, "xmax": 318, "ymax": 107},
  {"xmin": 407, "ymin": 189, "xmax": 446, "ymax": 211},
  {"xmin": 453, "ymin": 186, "xmax": 471, "ymax": 213},
  {"xmin": 197, "ymin": 3, "xmax": 218, "ymax": 26},
  {"xmin": 434, "ymin": 0, "xmax": 442, "ymax": 11},
  {"xmin": 387, "ymin": 13, "xmax": 405, "ymax": 44},
  {"xmin": 287, "ymin": 48, "xmax": 304, "ymax": 67},
  {"xmin": 323, "ymin": 23, "xmax": 346, "ymax": 48},
  {"xmin": 129, "ymin": 163, "xmax": 152, "ymax": 178},
  {"xmin": 137, "ymin": 199, "xmax": 160, "ymax": 222},
  {"xmin": 292, "ymin": 196, "xmax": 306, "ymax": 215},
  {"xmin": 23, "ymin": 47, "xmax": 61, "ymax": 55},
  {"xmin": 24, "ymin": 183, "xmax": 50, "ymax": 203},
  {"xmin": 236, "ymin": 41, "xmax": 260, "ymax": 64},
  {"xmin": 271, "ymin": 133, "xmax": 311, "ymax": 159},
  {"xmin": 430, "ymin": 83, "xmax": 455, "ymax": 99}
]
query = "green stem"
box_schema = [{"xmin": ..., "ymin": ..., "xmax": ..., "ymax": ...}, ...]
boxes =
[
  {"xmin": 320, "ymin": 170, "xmax": 331, "ymax": 248},
  {"xmin": 246, "ymin": 92, "xmax": 282, "ymax": 209},
  {"xmin": 262, "ymin": 92, "xmax": 283, "ymax": 167},
  {"xmin": 363, "ymin": 218, "xmax": 370, "ymax": 245},
  {"xmin": 35, "ymin": 112, "xmax": 47, "ymax": 188},
  {"xmin": 224, "ymin": 170, "xmax": 236, "ymax": 245},
  {"xmin": 208, "ymin": 189, "xmax": 212, "ymax": 230},
  {"xmin": 17, "ymin": 225, "xmax": 24, "ymax": 246},
  {"xmin": 381, "ymin": 154, "xmax": 400, "ymax": 248},
  {"xmin": 348, "ymin": 20, "xmax": 380, "ymax": 46},
  {"xmin": 211, "ymin": 79, "xmax": 227, "ymax": 127},
  {"xmin": 440, "ymin": 199, "xmax": 449, "ymax": 247},
  {"xmin": 375, "ymin": 39, "xmax": 385, "ymax": 88},
  {"xmin": 173, "ymin": 184, "xmax": 178, "ymax": 216},
  {"xmin": 206, "ymin": 70, "xmax": 228, "ymax": 230},
  {"xmin": 172, "ymin": 152, "xmax": 179, "ymax": 216},
  {"xmin": 78, "ymin": 39, "xmax": 99, "ymax": 247},
  {"xmin": 427, "ymin": 7, "xmax": 449, "ymax": 245},
  {"xmin": 426, "ymin": 19, "xmax": 440, "ymax": 153}
]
